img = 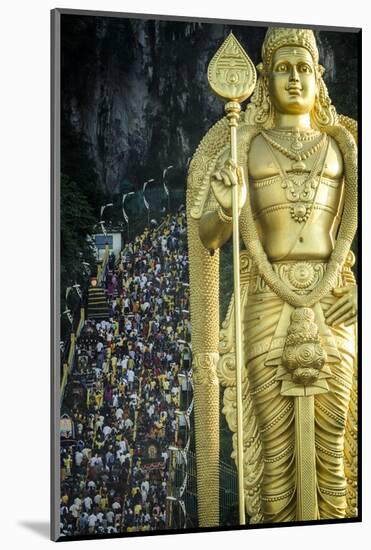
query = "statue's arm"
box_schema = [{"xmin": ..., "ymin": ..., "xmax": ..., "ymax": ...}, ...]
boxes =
[
  {"xmin": 199, "ymin": 208, "xmax": 233, "ymax": 251},
  {"xmin": 325, "ymin": 284, "xmax": 357, "ymax": 326},
  {"xmin": 198, "ymin": 150, "xmax": 246, "ymax": 251}
]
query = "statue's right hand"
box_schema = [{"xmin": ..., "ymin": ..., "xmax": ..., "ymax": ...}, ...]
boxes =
[{"xmin": 211, "ymin": 159, "xmax": 247, "ymax": 216}]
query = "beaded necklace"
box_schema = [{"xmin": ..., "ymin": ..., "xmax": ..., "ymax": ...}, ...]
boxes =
[
  {"xmin": 262, "ymin": 134, "xmax": 329, "ymax": 222},
  {"xmin": 261, "ymin": 130, "xmax": 326, "ymax": 171}
]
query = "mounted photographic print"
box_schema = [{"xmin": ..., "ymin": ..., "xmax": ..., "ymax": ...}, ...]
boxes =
[{"xmin": 51, "ymin": 8, "xmax": 361, "ymax": 542}]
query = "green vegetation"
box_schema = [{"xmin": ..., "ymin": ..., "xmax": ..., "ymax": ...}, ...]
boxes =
[{"xmin": 60, "ymin": 174, "xmax": 98, "ymax": 334}]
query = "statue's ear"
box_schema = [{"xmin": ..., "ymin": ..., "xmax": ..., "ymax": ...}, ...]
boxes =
[{"xmin": 318, "ymin": 64, "xmax": 325, "ymax": 76}]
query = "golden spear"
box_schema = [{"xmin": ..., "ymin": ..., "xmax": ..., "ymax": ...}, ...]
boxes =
[{"xmin": 208, "ymin": 33, "xmax": 256, "ymax": 525}]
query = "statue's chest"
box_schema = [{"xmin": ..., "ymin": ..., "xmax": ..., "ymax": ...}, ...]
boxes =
[
  {"xmin": 247, "ymin": 136, "xmax": 344, "ymax": 223},
  {"xmin": 247, "ymin": 132, "xmax": 344, "ymax": 180},
  {"xmin": 249, "ymin": 173, "xmax": 343, "ymax": 217},
  {"xmin": 248, "ymin": 174, "xmax": 344, "ymax": 227}
]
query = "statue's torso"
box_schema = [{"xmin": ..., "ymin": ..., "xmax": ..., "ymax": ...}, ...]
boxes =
[{"xmin": 248, "ymin": 133, "xmax": 344, "ymax": 261}]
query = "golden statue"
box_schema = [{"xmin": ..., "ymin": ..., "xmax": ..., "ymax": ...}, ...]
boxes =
[{"xmin": 187, "ymin": 27, "xmax": 358, "ymax": 527}]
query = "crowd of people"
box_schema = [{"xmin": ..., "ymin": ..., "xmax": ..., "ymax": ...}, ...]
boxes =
[{"xmin": 60, "ymin": 211, "xmax": 192, "ymax": 537}]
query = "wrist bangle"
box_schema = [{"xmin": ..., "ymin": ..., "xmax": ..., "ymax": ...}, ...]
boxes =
[{"xmin": 217, "ymin": 205, "xmax": 233, "ymax": 224}]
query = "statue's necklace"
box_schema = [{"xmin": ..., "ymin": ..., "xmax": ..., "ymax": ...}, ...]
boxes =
[
  {"xmin": 261, "ymin": 129, "xmax": 325, "ymax": 171},
  {"xmin": 262, "ymin": 134, "xmax": 329, "ymax": 222}
]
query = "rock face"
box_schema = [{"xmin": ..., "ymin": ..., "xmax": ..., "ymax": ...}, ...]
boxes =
[{"xmin": 61, "ymin": 14, "xmax": 359, "ymax": 196}]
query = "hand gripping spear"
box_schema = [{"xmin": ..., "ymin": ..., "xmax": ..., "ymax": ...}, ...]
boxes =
[{"xmin": 208, "ymin": 33, "xmax": 256, "ymax": 526}]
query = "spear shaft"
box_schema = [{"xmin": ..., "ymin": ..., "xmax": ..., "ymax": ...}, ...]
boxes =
[
  {"xmin": 207, "ymin": 33, "xmax": 256, "ymax": 526},
  {"xmin": 226, "ymin": 101, "xmax": 245, "ymax": 525}
]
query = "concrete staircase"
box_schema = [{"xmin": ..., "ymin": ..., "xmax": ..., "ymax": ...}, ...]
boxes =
[{"xmin": 87, "ymin": 287, "xmax": 109, "ymax": 320}]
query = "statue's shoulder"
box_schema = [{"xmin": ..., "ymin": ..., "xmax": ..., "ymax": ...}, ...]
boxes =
[
  {"xmin": 316, "ymin": 118, "xmax": 358, "ymax": 183},
  {"xmin": 236, "ymin": 120, "xmax": 262, "ymax": 144},
  {"xmin": 322, "ymin": 134, "xmax": 344, "ymax": 179},
  {"xmin": 235, "ymin": 121, "xmax": 262, "ymax": 168},
  {"xmin": 246, "ymin": 131, "xmax": 265, "ymax": 156},
  {"xmin": 245, "ymin": 132, "xmax": 269, "ymax": 179},
  {"xmin": 323, "ymin": 116, "xmax": 358, "ymax": 149},
  {"xmin": 337, "ymin": 114, "xmax": 358, "ymax": 144},
  {"xmin": 190, "ymin": 117, "xmax": 261, "ymax": 167}
]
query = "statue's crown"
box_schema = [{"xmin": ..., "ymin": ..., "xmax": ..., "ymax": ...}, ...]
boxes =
[{"xmin": 262, "ymin": 27, "xmax": 319, "ymax": 69}]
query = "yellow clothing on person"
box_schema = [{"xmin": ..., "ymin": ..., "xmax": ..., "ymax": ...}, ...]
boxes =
[{"xmin": 100, "ymin": 497, "xmax": 108, "ymax": 509}]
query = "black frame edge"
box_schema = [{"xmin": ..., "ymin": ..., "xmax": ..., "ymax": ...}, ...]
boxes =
[{"xmin": 51, "ymin": 7, "xmax": 61, "ymax": 543}]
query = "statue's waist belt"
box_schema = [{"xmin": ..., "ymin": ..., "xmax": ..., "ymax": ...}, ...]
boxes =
[{"xmin": 248, "ymin": 260, "xmax": 344, "ymax": 295}]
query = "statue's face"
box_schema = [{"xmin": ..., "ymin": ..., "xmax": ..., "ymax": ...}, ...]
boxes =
[{"xmin": 268, "ymin": 46, "xmax": 317, "ymax": 115}]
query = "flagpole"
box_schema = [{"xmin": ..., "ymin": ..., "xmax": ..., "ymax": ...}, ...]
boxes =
[
  {"xmin": 122, "ymin": 192, "xmax": 135, "ymax": 240},
  {"xmin": 163, "ymin": 166, "xmax": 173, "ymax": 213},
  {"xmin": 143, "ymin": 179, "xmax": 154, "ymax": 226}
]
